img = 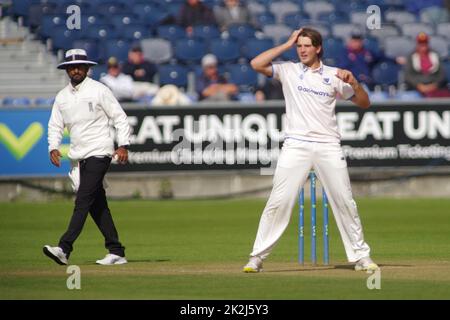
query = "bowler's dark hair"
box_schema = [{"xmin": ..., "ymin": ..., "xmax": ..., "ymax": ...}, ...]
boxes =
[{"xmin": 299, "ymin": 28, "xmax": 323, "ymax": 58}]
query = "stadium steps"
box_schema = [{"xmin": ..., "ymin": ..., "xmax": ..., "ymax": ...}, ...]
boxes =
[{"xmin": 0, "ymin": 17, "xmax": 65, "ymax": 99}]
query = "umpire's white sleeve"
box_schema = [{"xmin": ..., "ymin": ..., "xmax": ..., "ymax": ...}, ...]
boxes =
[
  {"xmin": 101, "ymin": 87, "xmax": 131, "ymax": 147},
  {"xmin": 48, "ymin": 101, "xmax": 64, "ymax": 152}
]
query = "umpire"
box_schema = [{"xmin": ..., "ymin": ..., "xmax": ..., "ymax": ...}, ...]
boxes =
[{"xmin": 44, "ymin": 49, "xmax": 131, "ymax": 266}]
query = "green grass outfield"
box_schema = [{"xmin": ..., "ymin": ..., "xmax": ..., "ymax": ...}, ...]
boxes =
[{"xmin": 1, "ymin": 198, "xmax": 450, "ymax": 299}]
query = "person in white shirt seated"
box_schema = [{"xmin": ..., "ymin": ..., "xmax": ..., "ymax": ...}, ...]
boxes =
[{"xmin": 100, "ymin": 57, "xmax": 159, "ymax": 102}]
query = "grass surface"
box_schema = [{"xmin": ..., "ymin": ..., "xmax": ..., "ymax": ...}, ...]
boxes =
[{"xmin": 1, "ymin": 198, "xmax": 450, "ymax": 299}]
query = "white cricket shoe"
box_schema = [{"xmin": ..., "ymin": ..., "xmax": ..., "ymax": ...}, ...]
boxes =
[
  {"xmin": 96, "ymin": 254, "xmax": 127, "ymax": 265},
  {"xmin": 355, "ymin": 256, "xmax": 379, "ymax": 272},
  {"xmin": 43, "ymin": 245, "xmax": 68, "ymax": 265},
  {"xmin": 243, "ymin": 256, "xmax": 263, "ymax": 273}
]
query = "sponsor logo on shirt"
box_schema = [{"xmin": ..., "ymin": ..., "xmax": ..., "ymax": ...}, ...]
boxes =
[{"xmin": 297, "ymin": 85, "xmax": 333, "ymax": 97}]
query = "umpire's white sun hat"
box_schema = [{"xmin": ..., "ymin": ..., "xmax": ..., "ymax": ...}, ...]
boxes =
[{"xmin": 57, "ymin": 48, "xmax": 98, "ymax": 69}]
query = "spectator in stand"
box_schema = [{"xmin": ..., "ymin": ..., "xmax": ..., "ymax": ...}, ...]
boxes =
[
  {"xmin": 214, "ymin": 0, "xmax": 254, "ymax": 32},
  {"xmin": 196, "ymin": 54, "xmax": 238, "ymax": 101},
  {"xmin": 122, "ymin": 45, "xmax": 157, "ymax": 83},
  {"xmin": 404, "ymin": 32, "xmax": 450, "ymax": 97},
  {"xmin": 255, "ymin": 78, "xmax": 284, "ymax": 101},
  {"xmin": 100, "ymin": 57, "xmax": 159, "ymax": 102},
  {"xmin": 177, "ymin": 0, "xmax": 217, "ymax": 36},
  {"xmin": 341, "ymin": 30, "xmax": 381, "ymax": 90}
]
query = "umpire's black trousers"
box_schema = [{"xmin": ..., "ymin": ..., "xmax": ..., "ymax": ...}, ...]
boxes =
[{"xmin": 59, "ymin": 156, "xmax": 125, "ymax": 258}]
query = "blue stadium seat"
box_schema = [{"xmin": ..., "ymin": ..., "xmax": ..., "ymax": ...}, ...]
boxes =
[
  {"xmin": 385, "ymin": 10, "xmax": 416, "ymax": 25},
  {"xmin": 228, "ymin": 24, "xmax": 257, "ymax": 42},
  {"xmin": 89, "ymin": 64, "xmax": 108, "ymax": 81},
  {"xmin": 317, "ymin": 11, "xmax": 349, "ymax": 24},
  {"xmin": 73, "ymin": 39, "xmax": 103, "ymax": 63},
  {"xmin": 436, "ymin": 23, "xmax": 450, "ymax": 39},
  {"xmin": 2, "ymin": 97, "xmax": 31, "ymax": 107},
  {"xmin": 209, "ymin": 38, "xmax": 240, "ymax": 63},
  {"xmin": 35, "ymin": 97, "xmax": 55, "ymax": 107},
  {"xmin": 51, "ymin": 27, "xmax": 84, "ymax": 51},
  {"xmin": 40, "ymin": 15, "xmax": 65, "ymax": 39},
  {"xmin": 104, "ymin": 39, "xmax": 131, "ymax": 64},
  {"xmin": 157, "ymin": 25, "xmax": 186, "ymax": 43},
  {"xmin": 11, "ymin": 0, "xmax": 34, "ymax": 17},
  {"xmin": 84, "ymin": 25, "xmax": 120, "ymax": 41},
  {"xmin": 121, "ymin": 24, "xmax": 152, "ymax": 42},
  {"xmin": 108, "ymin": 14, "xmax": 139, "ymax": 28},
  {"xmin": 174, "ymin": 39, "xmax": 207, "ymax": 64},
  {"xmin": 322, "ymin": 38, "xmax": 346, "ymax": 66},
  {"xmin": 372, "ymin": 61, "xmax": 401, "ymax": 88},
  {"xmin": 80, "ymin": 15, "xmax": 107, "ymax": 30},
  {"xmin": 242, "ymin": 38, "xmax": 274, "ymax": 60},
  {"xmin": 192, "ymin": 25, "xmax": 220, "ymax": 41},
  {"xmin": 255, "ymin": 13, "xmax": 276, "ymax": 28},
  {"xmin": 94, "ymin": 1, "xmax": 128, "ymax": 15},
  {"xmin": 401, "ymin": 23, "xmax": 434, "ymax": 38},
  {"xmin": 283, "ymin": 13, "xmax": 310, "ymax": 30},
  {"xmin": 281, "ymin": 47, "xmax": 299, "ymax": 62},
  {"xmin": 226, "ymin": 64, "xmax": 258, "ymax": 92},
  {"xmin": 28, "ymin": 3, "xmax": 58, "ymax": 29},
  {"xmin": 158, "ymin": 64, "xmax": 189, "ymax": 88},
  {"xmin": 133, "ymin": 6, "xmax": 169, "ymax": 27},
  {"xmin": 304, "ymin": 1, "xmax": 335, "ymax": 20}
]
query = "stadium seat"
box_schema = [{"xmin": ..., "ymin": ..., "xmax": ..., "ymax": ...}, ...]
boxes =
[
  {"xmin": 262, "ymin": 24, "xmax": 292, "ymax": 45},
  {"xmin": 157, "ymin": 25, "xmax": 186, "ymax": 43},
  {"xmin": 108, "ymin": 14, "xmax": 138, "ymax": 28},
  {"xmin": 429, "ymin": 37, "xmax": 449, "ymax": 59},
  {"xmin": 141, "ymin": 38, "xmax": 173, "ymax": 64},
  {"xmin": 40, "ymin": 15, "xmax": 65, "ymax": 39},
  {"xmin": 104, "ymin": 39, "xmax": 131, "ymax": 64},
  {"xmin": 174, "ymin": 39, "xmax": 207, "ymax": 65},
  {"xmin": 255, "ymin": 13, "xmax": 276, "ymax": 28},
  {"xmin": 84, "ymin": 25, "xmax": 120, "ymax": 41},
  {"xmin": 73, "ymin": 39, "xmax": 103, "ymax": 63},
  {"xmin": 317, "ymin": 11, "xmax": 349, "ymax": 24},
  {"xmin": 394, "ymin": 91, "xmax": 422, "ymax": 101},
  {"xmin": 11, "ymin": 0, "xmax": 34, "ymax": 17},
  {"xmin": 209, "ymin": 38, "xmax": 240, "ymax": 63},
  {"xmin": 2, "ymin": 97, "xmax": 31, "ymax": 107},
  {"xmin": 269, "ymin": 1, "xmax": 301, "ymax": 24},
  {"xmin": 332, "ymin": 23, "xmax": 365, "ymax": 41},
  {"xmin": 401, "ymin": 23, "xmax": 434, "ymax": 38},
  {"xmin": 28, "ymin": 3, "xmax": 58, "ymax": 30},
  {"xmin": 372, "ymin": 61, "xmax": 401, "ymax": 88},
  {"xmin": 247, "ymin": 0, "xmax": 267, "ymax": 16},
  {"xmin": 350, "ymin": 11, "xmax": 369, "ymax": 27},
  {"xmin": 369, "ymin": 24, "xmax": 400, "ymax": 42},
  {"xmin": 419, "ymin": 6, "xmax": 450, "ymax": 25},
  {"xmin": 192, "ymin": 25, "xmax": 221, "ymax": 41},
  {"xmin": 89, "ymin": 64, "xmax": 108, "ymax": 81},
  {"xmin": 322, "ymin": 37, "xmax": 346, "ymax": 66},
  {"xmin": 332, "ymin": 0, "xmax": 368, "ymax": 13},
  {"xmin": 228, "ymin": 24, "xmax": 257, "ymax": 42},
  {"xmin": 363, "ymin": 37, "xmax": 381, "ymax": 56},
  {"xmin": 158, "ymin": 64, "xmax": 189, "ymax": 88},
  {"xmin": 302, "ymin": 23, "xmax": 330, "ymax": 38},
  {"xmin": 80, "ymin": 15, "xmax": 107, "ymax": 30},
  {"xmin": 51, "ymin": 27, "xmax": 84, "ymax": 51},
  {"xmin": 226, "ymin": 64, "xmax": 258, "ymax": 92},
  {"xmin": 94, "ymin": 1, "xmax": 128, "ymax": 15},
  {"xmin": 121, "ymin": 24, "xmax": 152, "ymax": 42},
  {"xmin": 436, "ymin": 23, "xmax": 450, "ymax": 39},
  {"xmin": 283, "ymin": 13, "xmax": 310, "ymax": 30},
  {"xmin": 133, "ymin": 5, "xmax": 170, "ymax": 27},
  {"xmin": 35, "ymin": 97, "xmax": 56, "ymax": 107},
  {"xmin": 385, "ymin": 10, "xmax": 416, "ymax": 25},
  {"xmin": 242, "ymin": 38, "xmax": 274, "ymax": 60},
  {"xmin": 303, "ymin": 1, "xmax": 334, "ymax": 21},
  {"xmin": 281, "ymin": 46, "xmax": 299, "ymax": 61},
  {"xmin": 383, "ymin": 36, "xmax": 415, "ymax": 60}
]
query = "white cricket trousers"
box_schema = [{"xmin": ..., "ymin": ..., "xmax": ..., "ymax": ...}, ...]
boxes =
[{"xmin": 250, "ymin": 138, "xmax": 371, "ymax": 263}]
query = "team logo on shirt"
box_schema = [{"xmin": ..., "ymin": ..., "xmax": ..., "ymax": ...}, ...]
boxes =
[{"xmin": 323, "ymin": 77, "xmax": 331, "ymax": 85}]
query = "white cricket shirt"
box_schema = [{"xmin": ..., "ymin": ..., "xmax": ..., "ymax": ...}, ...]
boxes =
[
  {"xmin": 273, "ymin": 61, "xmax": 355, "ymax": 143},
  {"xmin": 48, "ymin": 77, "xmax": 131, "ymax": 161}
]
